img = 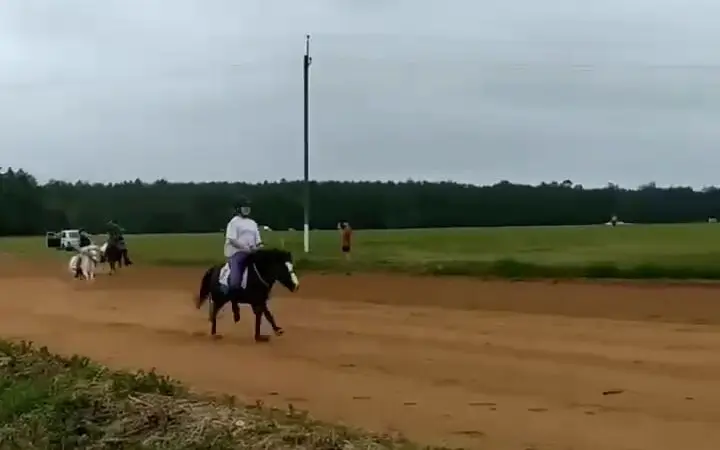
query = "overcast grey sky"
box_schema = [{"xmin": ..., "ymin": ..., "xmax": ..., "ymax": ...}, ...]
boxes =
[{"xmin": 1, "ymin": 0, "xmax": 719, "ymax": 187}]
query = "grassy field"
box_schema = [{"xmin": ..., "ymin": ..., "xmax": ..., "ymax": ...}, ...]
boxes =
[
  {"xmin": 2, "ymin": 223, "xmax": 720, "ymax": 279},
  {"xmin": 0, "ymin": 340, "xmax": 436, "ymax": 449}
]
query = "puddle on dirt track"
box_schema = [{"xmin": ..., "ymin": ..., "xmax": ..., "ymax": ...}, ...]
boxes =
[{"xmin": 1, "ymin": 258, "xmax": 720, "ymax": 450}]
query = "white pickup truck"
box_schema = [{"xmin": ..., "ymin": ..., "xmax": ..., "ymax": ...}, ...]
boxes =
[{"xmin": 46, "ymin": 229, "xmax": 86, "ymax": 251}]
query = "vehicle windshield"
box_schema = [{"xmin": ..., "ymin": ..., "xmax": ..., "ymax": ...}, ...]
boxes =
[{"xmin": 67, "ymin": 231, "xmax": 80, "ymax": 238}]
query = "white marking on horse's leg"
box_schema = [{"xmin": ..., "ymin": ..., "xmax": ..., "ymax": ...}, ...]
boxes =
[{"xmin": 285, "ymin": 262, "xmax": 299, "ymax": 288}]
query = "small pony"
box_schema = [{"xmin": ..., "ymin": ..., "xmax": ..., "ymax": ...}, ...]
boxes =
[{"xmin": 69, "ymin": 244, "xmax": 102, "ymax": 281}]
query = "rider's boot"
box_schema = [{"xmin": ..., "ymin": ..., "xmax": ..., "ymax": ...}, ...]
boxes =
[{"xmin": 232, "ymin": 303, "xmax": 240, "ymax": 323}]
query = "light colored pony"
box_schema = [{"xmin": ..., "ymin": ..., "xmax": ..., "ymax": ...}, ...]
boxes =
[{"xmin": 68, "ymin": 244, "xmax": 102, "ymax": 281}]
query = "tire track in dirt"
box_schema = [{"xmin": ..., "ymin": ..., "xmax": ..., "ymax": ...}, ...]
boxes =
[{"xmin": 1, "ymin": 262, "xmax": 719, "ymax": 449}]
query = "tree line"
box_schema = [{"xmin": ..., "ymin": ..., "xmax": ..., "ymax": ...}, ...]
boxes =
[{"xmin": 1, "ymin": 167, "xmax": 719, "ymax": 236}]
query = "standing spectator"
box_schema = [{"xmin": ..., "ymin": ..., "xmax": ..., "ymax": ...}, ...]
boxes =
[{"xmin": 340, "ymin": 221, "xmax": 352, "ymax": 264}]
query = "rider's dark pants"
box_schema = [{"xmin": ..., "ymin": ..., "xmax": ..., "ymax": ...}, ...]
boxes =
[
  {"xmin": 121, "ymin": 249, "xmax": 132, "ymax": 265},
  {"xmin": 228, "ymin": 251, "xmax": 249, "ymax": 290},
  {"xmin": 116, "ymin": 239, "xmax": 132, "ymax": 265}
]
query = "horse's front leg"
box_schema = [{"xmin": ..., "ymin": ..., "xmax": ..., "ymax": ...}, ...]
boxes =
[
  {"xmin": 209, "ymin": 298, "xmax": 219, "ymax": 337},
  {"xmin": 82, "ymin": 263, "xmax": 93, "ymax": 282},
  {"xmin": 252, "ymin": 303, "xmax": 270, "ymax": 342},
  {"xmin": 262, "ymin": 303, "xmax": 283, "ymax": 336}
]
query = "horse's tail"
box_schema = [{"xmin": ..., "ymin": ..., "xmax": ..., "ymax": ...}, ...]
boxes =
[{"xmin": 195, "ymin": 266, "xmax": 215, "ymax": 309}]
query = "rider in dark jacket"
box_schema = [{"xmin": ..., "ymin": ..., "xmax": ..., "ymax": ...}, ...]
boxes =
[
  {"xmin": 107, "ymin": 220, "xmax": 133, "ymax": 266},
  {"xmin": 79, "ymin": 228, "xmax": 92, "ymax": 247}
]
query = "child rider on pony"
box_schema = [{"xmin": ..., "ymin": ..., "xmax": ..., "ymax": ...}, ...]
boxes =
[
  {"xmin": 224, "ymin": 197, "xmax": 263, "ymax": 294},
  {"xmin": 107, "ymin": 219, "xmax": 133, "ymax": 266}
]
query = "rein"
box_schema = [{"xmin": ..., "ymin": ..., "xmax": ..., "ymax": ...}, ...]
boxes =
[{"xmin": 251, "ymin": 263, "xmax": 270, "ymax": 288}]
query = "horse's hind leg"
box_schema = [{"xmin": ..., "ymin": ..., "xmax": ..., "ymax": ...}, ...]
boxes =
[
  {"xmin": 252, "ymin": 304, "xmax": 270, "ymax": 342},
  {"xmin": 209, "ymin": 299, "xmax": 219, "ymax": 337}
]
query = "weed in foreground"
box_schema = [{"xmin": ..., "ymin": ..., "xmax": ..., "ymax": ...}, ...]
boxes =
[{"xmin": 0, "ymin": 340, "xmax": 447, "ymax": 450}]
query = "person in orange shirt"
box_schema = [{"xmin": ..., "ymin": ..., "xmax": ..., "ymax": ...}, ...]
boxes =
[{"xmin": 340, "ymin": 221, "xmax": 352, "ymax": 262}]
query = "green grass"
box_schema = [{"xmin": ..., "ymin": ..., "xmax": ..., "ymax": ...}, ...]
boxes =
[
  {"xmin": 0, "ymin": 340, "xmax": 439, "ymax": 450},
  {"xmin": 3, "ymin": 224, "xmax": 720, "ymax": 280}
]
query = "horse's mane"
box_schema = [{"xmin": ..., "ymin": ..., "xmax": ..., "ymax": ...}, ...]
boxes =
[{"xmin": 214, "ymin": 248, "xmax": 291, "ymax": 270}]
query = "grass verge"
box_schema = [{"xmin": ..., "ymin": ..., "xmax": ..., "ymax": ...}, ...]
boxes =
[
  {"xmin": 154, "ymin": 255, "xmax": 720, "ymax": 281},
  {"xmin": 6, "ymin": 226, "xmax": 720, "ymax": 281},
  {"xmin": 0, "ymin": 340, "xmax": 442, "ymax": 450}
]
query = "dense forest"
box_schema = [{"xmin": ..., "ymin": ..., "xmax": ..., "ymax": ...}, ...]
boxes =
[{"xmin": 1, "ymin": 167, "xmax": 718, "ymax": 236}]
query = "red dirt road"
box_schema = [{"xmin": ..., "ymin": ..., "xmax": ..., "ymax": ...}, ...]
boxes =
[{"xmin": 1, "ymin": 259, "xmax": 719, "ymax": 450}]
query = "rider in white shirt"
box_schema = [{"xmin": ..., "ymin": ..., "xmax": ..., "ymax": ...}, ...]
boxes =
[{"xmin": 225, "ymin": 197, "xmax": 262, "ymax": 291}]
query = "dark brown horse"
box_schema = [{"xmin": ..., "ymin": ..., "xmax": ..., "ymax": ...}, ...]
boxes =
[
  {"xmin": 102, "ymin": 241, "xmax": 123, "ymax": 275},
  {"xmin": 194, "ymin": 248, "xmax": 299, "ymax": 342}
]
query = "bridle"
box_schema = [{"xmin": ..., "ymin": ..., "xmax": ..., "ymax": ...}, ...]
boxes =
[{"xmin": 248, "ymin": 255, "xmax": 292, "ymax": 290}]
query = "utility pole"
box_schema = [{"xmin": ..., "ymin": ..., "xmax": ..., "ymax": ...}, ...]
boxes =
[{"xmin": 303, "ymin": 34, "xmax": 312, "ymax": 253}]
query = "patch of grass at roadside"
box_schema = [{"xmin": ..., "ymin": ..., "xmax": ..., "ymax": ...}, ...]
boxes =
[{"xmin": 0, "ymin": 340, "xmax": 441, "ymax": 450}]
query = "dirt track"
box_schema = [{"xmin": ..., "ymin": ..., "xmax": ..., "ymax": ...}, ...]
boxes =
[{"xmin": 1, "ymin": 258, "xmax": 719, "ymax": 450}]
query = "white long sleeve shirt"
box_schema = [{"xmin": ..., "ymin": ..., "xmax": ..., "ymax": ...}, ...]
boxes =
[{"xmin": 224, "ymin": 216, "xmax": 262, "ymax": 257}]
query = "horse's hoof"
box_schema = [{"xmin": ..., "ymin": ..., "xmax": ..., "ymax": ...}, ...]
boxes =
[
  {"xmin": 211, "ymin": 334, "xmax": 223, "ymax": 340},
  {"xmin": 274, "ymin": 328, "xmax": 284, "ymax": 336},
  {"xmin": 255, "ymin": 335, "xmax": 271, "ymax": 343}
]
